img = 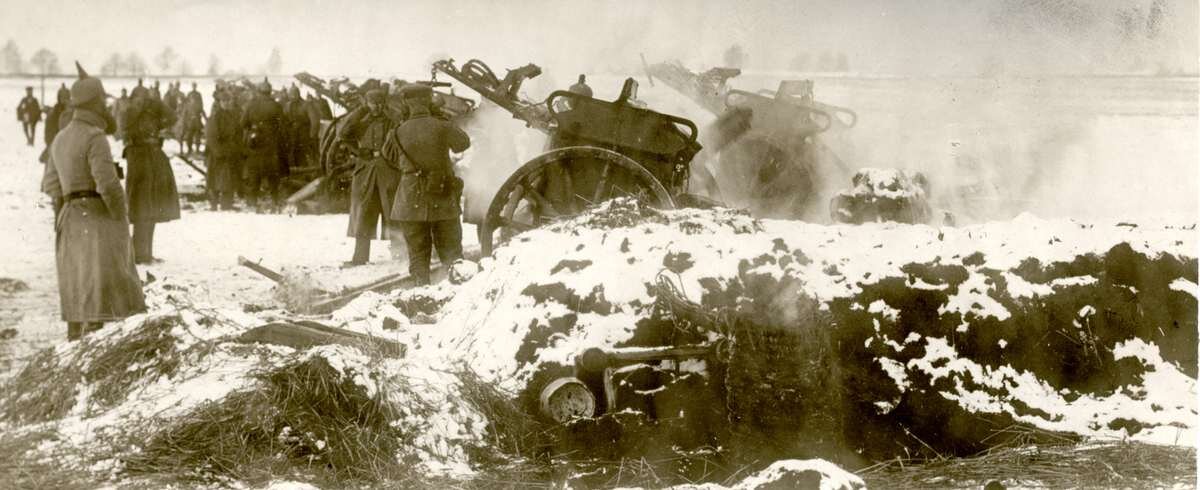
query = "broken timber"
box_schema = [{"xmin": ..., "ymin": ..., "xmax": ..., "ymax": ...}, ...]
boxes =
[{"xmin": 236, "ymin": 320, "xmax": 404, "ymax": 357}]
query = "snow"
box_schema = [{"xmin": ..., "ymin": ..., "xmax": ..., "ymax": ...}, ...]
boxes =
[
  {"xmin": 0, "ymin": 74, "xmax": 1196, "ymax": 486},
  {"xmin": 901, "ymin": 335, "xmax": 1198, "ymax": 444},
  {"xmin": 663, "ymin": 458, "xmax": 865, "ymax": 490}
]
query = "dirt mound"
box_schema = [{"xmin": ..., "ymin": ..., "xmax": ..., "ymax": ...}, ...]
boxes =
[{"xmin": 0, "ymin": 202, "xmax": 1194, "ymax": 487}]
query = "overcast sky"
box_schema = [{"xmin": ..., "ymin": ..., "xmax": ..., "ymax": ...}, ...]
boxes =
[{"xmin": 2, "ymin": 0, "xmax": 1196, "ymax": 77}]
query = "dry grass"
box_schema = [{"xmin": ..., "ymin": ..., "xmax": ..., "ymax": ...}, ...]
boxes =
[
  {"xmin": 0, "ymin": 347, "xmax": 83, "ymax": 424},
  {"xmin": 0, "ymin": 314, "xmax": 199, "ymax": 423},
  {"xmin": 858, "ymin": 437, "xmax": 1197, "ymax": 489},
  {"xmin": 452, "ymin": 365, "xmax": 553, "ymax": 461},
  {"xmin": 0, "ymin": 429, "xmax": 99, "ymax": 490},
  {"xmin": 84, "ymin": 315, "xmax": 186, "ymax": 411},
  {"xmin": 121, "ymin": 352, "xmax": 428, "ymax": 487}
]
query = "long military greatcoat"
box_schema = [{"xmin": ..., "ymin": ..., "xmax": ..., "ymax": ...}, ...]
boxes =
[
  {"xmin": 41, "ymin": 109, "xmax": 146, "ymax": 322},
  {"xmin": 241, "ymin": 94, "xmax": 285, "ymax": 177},
  {"xmin": 339, "ymin": 106, "xmax": 402, "ymax": 239},
  {"xmin": 205, "ymin": 105, "xmax": 244, "ymax": 195},
  {"xmin": 121, "ymin": 96, "xmax": 181, "ymax": 224}
]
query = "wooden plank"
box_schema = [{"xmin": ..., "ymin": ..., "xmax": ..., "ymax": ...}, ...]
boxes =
[{"xmin": 235, "ymin": 321, "xmax": 404, "ymax": 357}]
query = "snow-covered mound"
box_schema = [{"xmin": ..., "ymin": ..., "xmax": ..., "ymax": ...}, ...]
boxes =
[
  {"xmin": 408, "ymin": 199, "xmax": 1196, "ymax": 458},
  {"xmin": 0, "ymin": 199, "xmax": 1194, "ymax": 486}
]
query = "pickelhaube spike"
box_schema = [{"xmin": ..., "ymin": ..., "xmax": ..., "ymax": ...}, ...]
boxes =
[{"xmin": 75, "ymin": 61, "xmax": 88, "ymax": 79}]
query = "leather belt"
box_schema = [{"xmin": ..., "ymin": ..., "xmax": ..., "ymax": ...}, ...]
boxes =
[{"xmin": 65, "ymin": 190, "xmax": 101, "ymax": 202}]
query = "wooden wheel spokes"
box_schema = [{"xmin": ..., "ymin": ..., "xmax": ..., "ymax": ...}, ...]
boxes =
[{"xmin": 479, "ymin": 147, "xmax": 675, "ymax": 255}]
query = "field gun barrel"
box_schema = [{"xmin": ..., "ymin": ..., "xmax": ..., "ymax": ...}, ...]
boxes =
[
  {"xmin": 432, "ymin": 58, "xmax": 551, "ymax": 131},
  {"xmin": 294, "ymin": 72, "xmax": 352, "ymax": 110}
]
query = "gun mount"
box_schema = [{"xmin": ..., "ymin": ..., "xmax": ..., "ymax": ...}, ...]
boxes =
[
  {"xmin": 432, "ymin": 59, "xmax": 552, "ymax": 131},
  {"xmin": 645, "ymin": 59, "xmax": 864, "ymax": 220},
  {"xmin": 433, "ymin": 58, "xmax": 709, "ymax": 255}
]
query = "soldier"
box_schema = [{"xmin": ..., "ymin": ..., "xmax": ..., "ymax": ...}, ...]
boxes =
[
  {"xmin": 180, "ymin": 82, "xmax": 206, "ymax": 155},
  {"xmin": 205, "ymin": 90, "xmax": 243, "ymax": 210},
  {"xmin": 569, "ymin": 74, "xmax": 593, "ymax": 97},
  {"xmin": 41, "ymin": 63, "xmax": 146, "ymax": 340},
  {"xmin": 304, "ymin": 93, "xmax": 327, "ymax": 141},
  {"xmin": 388, "ymin": 84, "xmax": 471, "ymax": 285},
  {"xmin": 282, "ymin": 86, "xmax": 310, "ymax": 171},
  {"xmin": 122, "ymin": 84, "xmax": 181, "ymax": 263},
  {"xmin": 164, "ymin": 81, "xmax": 183, "ymax": 114},
  {"xmin": 41, "ymin": 85, "xmax": 72, "ymax": 160},
  {"xmin": 240, "ymin": 80, "xmax": 285, "ymax": 209},
  {"xmin": 17, "ymin": 87, "xmax": 42, "ymax": 146},
  {"xmin": 112, "ymin": 88, "xmax": 129, "ymax": 141},
  {"xmin": 339, "ymin": 89, "xmax": 404, "ymax": 266}
]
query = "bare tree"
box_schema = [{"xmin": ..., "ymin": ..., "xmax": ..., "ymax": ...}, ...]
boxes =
[
  {"xmin": 266, "ymin": 47, "xmax": 283, "ymax": 75},
  {"xmin": 101, "ymin": 53, "xmax": 125, "ymax": 76},
  {"xmin": 126, "ymin": 51, "xmax": 148, "ymax": 76},
  {"xmin": 1, "ymin": 39, "xmax": 22, "ymax": 74},
  {"xmin": 207, "ymin": 54, "xmax": 222, "ymax": 76},
  {"xmin": 155, "ymin": 46, "xmax": 178, "ymax": 75},
  {"xmin": 30, "ymin": 48, "xmax": 59, "ymax": 75}
]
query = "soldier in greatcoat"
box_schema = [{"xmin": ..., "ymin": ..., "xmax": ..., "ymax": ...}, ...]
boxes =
[
  {"xmin": 41, "ymin": 63, "xmax": 146, "ymax": 340},
  {"xmin": 240, "ymin": 80, "xmax": 285, "ymax": 209},
  {"xmin": 121, "ymin": 84, "xmax": 181, "ymax": 263},
  {"xmin": 339, "ymin": 89, "xmax": 404, "ymax": 266},
  {"xmin": 205, "ymin": 90, "xmax": 243, "ymax": 210}
]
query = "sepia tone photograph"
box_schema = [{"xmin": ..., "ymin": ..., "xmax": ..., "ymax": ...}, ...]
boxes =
[{"xmin": 0, "ymin": 0, "xmax": 1196, "ymax": 488}]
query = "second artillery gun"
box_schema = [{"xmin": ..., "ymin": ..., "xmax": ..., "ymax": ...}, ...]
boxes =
[
  {"xmin": 645, "ymin": 60, "xmax": 866, "ymax": 220},
  {"xmin": 432, "ymin": 58, "xmax": 713, "ymax": 255},
  {"xmin": 645, "ymin": 60, "xmax": 932, "ymax": 224}
]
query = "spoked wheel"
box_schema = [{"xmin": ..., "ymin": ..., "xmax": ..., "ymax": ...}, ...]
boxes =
[{"xmin": 480, "ymin": 146, "xmax": 674, "ymax": 255}]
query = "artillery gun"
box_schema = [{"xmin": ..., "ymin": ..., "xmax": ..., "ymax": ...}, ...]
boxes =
[
  {"xmin": 287, "ymin": 72, "xmax": 477, "ymax": 212},
  {"xmin": 645, "ymin": 60, "xmax": 864, "ymax": 220},
  {"xmin": 433, "ymin": 58, "xmax": 711, "ymax": 255},
  {"xmin": 645, "ymin": 60, "xmax": 934, "ymax": 224}
]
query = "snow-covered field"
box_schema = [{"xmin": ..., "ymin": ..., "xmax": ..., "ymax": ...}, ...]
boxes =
[{"xmin": 0, "ymin": 73, "xmax": 1196, "ymax": 488}]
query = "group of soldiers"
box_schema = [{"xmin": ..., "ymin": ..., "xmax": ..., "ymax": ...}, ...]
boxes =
[
  {"xmin": 198, "ymin": 78, "xmax": 332, "ymax": 210},
  {"xmin": 336, "ymin": 84, "xmax": 471, "ymax": 285},
  {"xmin": 37, "ymin": 62, "xmax": 472, "ymax": 341},
  {"xmin": 106, "ymin": 78, "xmax": 333, "ymax": 211}
]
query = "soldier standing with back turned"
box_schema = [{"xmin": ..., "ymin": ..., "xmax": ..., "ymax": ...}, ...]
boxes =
[
  {"xmin": 122, "ymin": 85, "xmax": 181, "ymax": 263},
  {"xmin": 241, "ymin": 80, "xmax": 285, "ymax": 210},
  {"xmin": 41, "ymin": 63, "xmax": 146, "ymax": 340},
  {"xmin": 388, "ymin": 84, "xmax": 470, "ymax": 285}
]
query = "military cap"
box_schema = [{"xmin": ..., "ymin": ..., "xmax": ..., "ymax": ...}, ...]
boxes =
[
  {"xmin": 400, "ymin": 83, "xmax": 432, "ymax": 100},
  {"xmin": 365, "ymin": 89, "xmax": 386, "ymax": 103},
  {"xmin": 70, "ymin": 61, "xmax": 106, "ymax": 107}
]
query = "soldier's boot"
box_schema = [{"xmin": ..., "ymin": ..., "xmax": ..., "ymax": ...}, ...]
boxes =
[
  {"xmin": 67, "ymin": 322, "xmax": 82, "ymax": 341},
  {"xmin": 400, "ymin": 222, "xmax": 433, "ymax": 285},
  {"xmin": 342, "ymin": 238, "xmax": 370, "ymax": 268},
  {"xmin": 133, "ymin": 222, "xmax": 157, "ymax": 264},
  {"xmin": 82, "ymin": 322, "xmax": 104, "ymax": 338},
  {"xmin": 220, "ymin": 192, "xmax": 236, "ymax": 211}
]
